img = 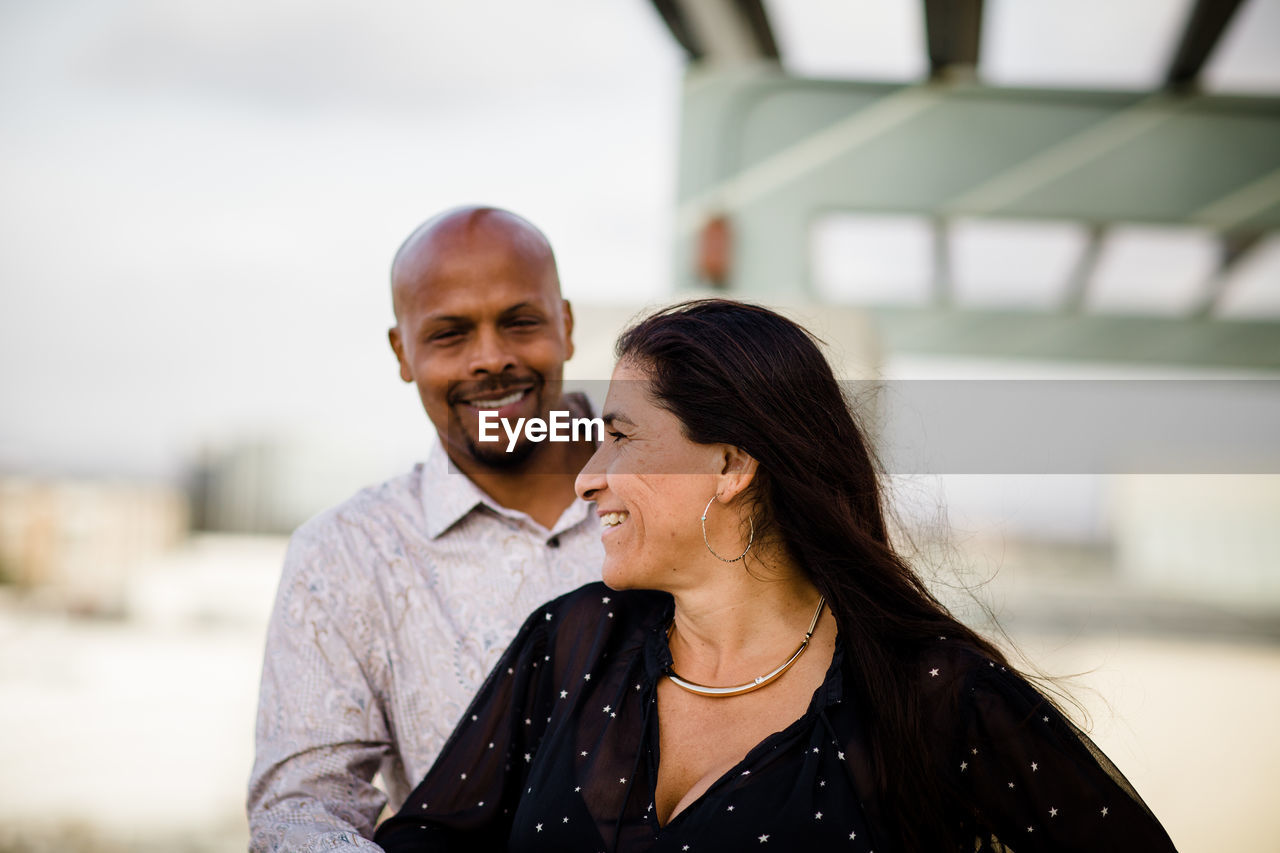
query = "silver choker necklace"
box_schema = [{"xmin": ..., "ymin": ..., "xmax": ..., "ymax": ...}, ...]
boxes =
[{"xmin": 664, "ymin": 596, "xmax": 826, "ymax": 698}]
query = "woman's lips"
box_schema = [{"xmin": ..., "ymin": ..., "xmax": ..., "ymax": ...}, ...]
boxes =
[{"xmin": 600, "ymin": 511, "xmax": 629, "ymax": 529}]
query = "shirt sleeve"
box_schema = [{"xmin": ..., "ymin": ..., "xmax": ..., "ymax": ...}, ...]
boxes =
[
  {"xmin": 374, "ymin": 602, "xmax": 559, "ymax": 852},
  {"xmin": 247, "ymin": 523, "xmax": 391, "ymax": 853},
  {"xmin": 950, "ymin": 660, "xmax": 1178, "ymax": 852}
]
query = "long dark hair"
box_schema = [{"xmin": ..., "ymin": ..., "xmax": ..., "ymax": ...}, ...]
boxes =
[{"xmin": 617, "ymin": 298, "xmax": 1014, "ymax": 852}]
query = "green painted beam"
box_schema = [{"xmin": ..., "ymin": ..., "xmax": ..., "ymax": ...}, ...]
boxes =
[
  {"xmin": 673, "ymin": 70, "xmax": 1280, "ymax": 298},
  {"xmin": 670, "ymin": 70, "xmax": 1280, "ymax": 367},
  {"xmin": 676, "ymin": 72, "xmax": 1280, "ymax": 228},
  {"xmin": 868, "ymin": 306, "xmax": 1280, "ymax": 369}
]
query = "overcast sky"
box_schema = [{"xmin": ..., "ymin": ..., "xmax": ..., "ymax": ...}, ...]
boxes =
[
  {"xmin": 1, "ymin": 0, "xmax": 1277, "ymax": 489},
  {"xmin": 0, "ymin": 0, "xmax": 683, "ymax": 479}
]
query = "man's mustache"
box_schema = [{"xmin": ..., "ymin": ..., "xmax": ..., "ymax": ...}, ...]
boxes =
[{"xmin": 447, "ymin": 374, "xmax": 543, "ymax": 406}]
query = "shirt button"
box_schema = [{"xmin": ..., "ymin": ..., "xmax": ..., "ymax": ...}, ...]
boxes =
[{"xmin": 547, "ymin": 536, "xmax": 560, "ymax": 548}]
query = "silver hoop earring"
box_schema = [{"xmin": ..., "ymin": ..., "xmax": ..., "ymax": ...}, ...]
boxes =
[{"xmin": 701, "ymin": 495, "xmax": 754, "ymax": 563}]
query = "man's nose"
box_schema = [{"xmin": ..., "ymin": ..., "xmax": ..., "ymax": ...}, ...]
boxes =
[{"xmin": 467, "ymin": 327, "xmax": 517, "ymax": 375}]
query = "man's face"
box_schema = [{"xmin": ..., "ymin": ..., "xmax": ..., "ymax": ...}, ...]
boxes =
[{"xmin": 389, "ymin": 227, "xmax": 574, "ymax": 471}]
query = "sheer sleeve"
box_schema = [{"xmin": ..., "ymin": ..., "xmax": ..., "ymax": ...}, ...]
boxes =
[
  {"xmin": 948, "ymin": 659, "xmax": 1178, "ymax": 852},
  {"xmin": 374, "ymin": 598, "xmax": 561, "ymax": 852}
]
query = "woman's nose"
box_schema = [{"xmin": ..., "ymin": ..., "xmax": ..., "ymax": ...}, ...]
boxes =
[{"xmin": 575, "ymin": 447, "xmax": 606, "ymax": 501}]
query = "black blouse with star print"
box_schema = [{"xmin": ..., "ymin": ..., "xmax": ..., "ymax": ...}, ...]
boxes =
[{"xmin": 376, "ymin": 583, "xmax": 1177, "ymax": 853}]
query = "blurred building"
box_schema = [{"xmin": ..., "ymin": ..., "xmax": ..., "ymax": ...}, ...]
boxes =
[
  {"xmin": 188, "ymin": 432, "xmax": 421, "ymax": 535},
  {"xmin": 0, "ymin": 477, "xmax": 188, "ymax": 614},
  {"xmin": 1114, "ymin": 475, "xmax": 1280, "ymax": 606}
]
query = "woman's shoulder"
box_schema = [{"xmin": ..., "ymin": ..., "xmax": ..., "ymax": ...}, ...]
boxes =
[
  {"xmin": 909, "ymin": 642, "xmax": 1177, "ymax": 849},
  {"xmin": 910, "ymin": 637, "xmax": 1071, "ymax": 754},
  {"xmin": 540, "ymin": 582, "xmax": 671, "ymax": 621},
  {"xmin": 910, "ymin": 638, "xmax": 1054, "ymax": 728},
  {"xmin": 524, "ymin": 583, "xmax": 671, "ymax": 688},
  {"xmin": 914, "ymin": 636, "xmax": 998, "ymax": 693},
  {"xmin": 534, "ymin": 582, "xmax": 673, "ymax": 646}
]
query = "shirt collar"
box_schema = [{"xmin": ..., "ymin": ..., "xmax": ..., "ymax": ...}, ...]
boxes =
[
  {"xmin": 419, "ymin": 438, "xmax": 597, "ymax": 541},
  {"xmin": 420, "ymin": 440, "xmax": 488, "ymax": 539}
]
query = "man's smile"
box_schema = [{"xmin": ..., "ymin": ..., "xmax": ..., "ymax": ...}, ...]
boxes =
[{"xmin": 464, "ymin": 388, "xmax": 529, "ymax": 409}]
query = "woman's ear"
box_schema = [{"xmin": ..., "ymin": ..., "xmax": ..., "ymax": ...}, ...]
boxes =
[{"xmin": 715, "ymin": 445, "xmax": 759, "ymax": 503}]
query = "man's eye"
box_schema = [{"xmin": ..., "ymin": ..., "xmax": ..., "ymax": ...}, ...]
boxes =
[
  {"xmin": 607, "ymin": 431, "xmax": 627, "ymax": 443},
  {"xmin": 429, "ymin": 329, "xmax": 462, "ymax": 343},
  {"xmin": 508, "ymin": 317, "xmax": 540, "ymax": 329}
]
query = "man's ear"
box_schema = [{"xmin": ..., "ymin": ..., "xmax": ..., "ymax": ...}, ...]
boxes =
[
  {"xmin": 560, "ymin": 299, "xmax": 575, "ymax": 361},
  {"xmin": 716, "ymin": 445, "xmax": 759, "ymax": 504},
  {"xmin": 388, "ymin": 327, "xmax": 412, "ymax": 383}
]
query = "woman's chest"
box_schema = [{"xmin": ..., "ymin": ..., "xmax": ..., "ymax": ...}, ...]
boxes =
[
  {"xmin": 507, "ymin": 688, "xmax": 879, "ymax": 852},
  {"xmin": 653, "ymin": 684, "xmax": 820, "ymax": 825}
]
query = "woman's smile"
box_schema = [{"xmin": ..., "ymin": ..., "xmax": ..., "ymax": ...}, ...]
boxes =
[{"xmin": 599, "ymin": 510, "xmax": 630, "ymax": 529}]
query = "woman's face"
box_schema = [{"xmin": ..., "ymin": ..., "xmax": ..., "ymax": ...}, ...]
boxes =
[{"xmin": 574, "ymin": 359, "xmax": 725, "ymax": 591}]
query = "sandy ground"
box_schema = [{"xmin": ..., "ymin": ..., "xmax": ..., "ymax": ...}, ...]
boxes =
[{"xmin": 1, "ymin": 535, "xmax": 1277, "ymax": 851}]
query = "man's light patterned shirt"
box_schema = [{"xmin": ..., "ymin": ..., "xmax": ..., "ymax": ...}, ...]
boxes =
[{"xmin": 248, "ymin": 441, "xmax": 602, "ymax": 852}]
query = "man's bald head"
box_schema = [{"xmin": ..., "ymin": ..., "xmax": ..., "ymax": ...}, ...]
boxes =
[
  {"xmin": 390, "ymin": 206, "xmax": 560, "ymax": 320},
  {"xmin": 386, "ymin": 206, "xmax": 576, "ymax": 474}
]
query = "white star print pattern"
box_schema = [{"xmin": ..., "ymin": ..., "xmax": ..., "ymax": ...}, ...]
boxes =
[{"xmin": 372, "ymin": 586, "xmax": 1177, "ymax": 853}]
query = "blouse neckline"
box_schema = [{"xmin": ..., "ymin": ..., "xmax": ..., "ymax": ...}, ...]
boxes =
[{"xmin": 640, "ymin": 612, "xmax": 849, "ymax": 832}]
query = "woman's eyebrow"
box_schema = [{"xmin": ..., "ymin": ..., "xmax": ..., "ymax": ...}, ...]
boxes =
[{"xmin": 602, "ymin": 413, "xmax": 635, "ymax": 429}]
